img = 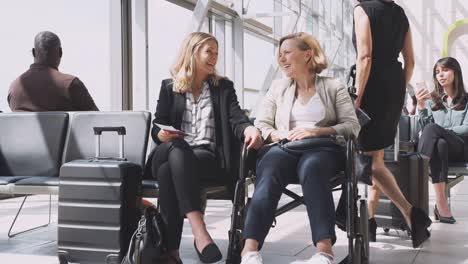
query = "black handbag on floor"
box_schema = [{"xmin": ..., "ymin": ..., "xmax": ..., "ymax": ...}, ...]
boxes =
[{"xmin": 121, "ymin": 206, "xmax": 167, "ymax": 264}]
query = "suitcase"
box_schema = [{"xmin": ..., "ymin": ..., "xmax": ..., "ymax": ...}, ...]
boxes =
[
  {"xmin": 375, "ymin": 121, "xmax": 429, "ymax": 232},
  {"xmin": 399, "ymin": 115, "xmax": 420, "ymax": 144},
  {"xmin": 384, "ymin": 116, "xmax": 420, "ymax": 160},
  {"xmin": 58, "ymin": 126, "xmax": 142, "ymax": 264},
  {"xmin": 375, "ymin": 152, "xmax": 429, "ymax": 231}
]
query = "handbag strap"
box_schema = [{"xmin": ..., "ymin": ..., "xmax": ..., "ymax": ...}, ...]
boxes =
[
  {"xmin": 121, "ymin": 216, "xmax": 146, "ymax": 264},
  {"xmin": 347, "ymin": 64, "xmax": 357, "ymax": 97}
]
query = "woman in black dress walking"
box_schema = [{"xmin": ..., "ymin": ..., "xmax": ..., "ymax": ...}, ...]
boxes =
[{"xmin": 353, "ymin": 0, "xmax": 431, "ymax": 248}]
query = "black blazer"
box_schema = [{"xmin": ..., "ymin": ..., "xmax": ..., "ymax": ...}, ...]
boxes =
[{"xmin": 148, "ymin": 78, "xmax": 252, "ymax": 193}]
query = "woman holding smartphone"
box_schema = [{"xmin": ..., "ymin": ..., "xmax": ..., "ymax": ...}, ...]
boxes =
[
  {"xmin": 147, "ymin": 32, "xmax": 263, "ymax": 263},
  {"xmin": 416, "ymin": 57, "xmax": 468, "ymax": 224}
]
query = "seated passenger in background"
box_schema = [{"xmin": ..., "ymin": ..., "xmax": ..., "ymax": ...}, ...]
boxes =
[
  {"xmin": 147, "ymin": 32, "xmax": 262, "ymax": 264},
  {"xmin": 416, "ymin": 57, "xmax": 468, "ymax": 224},
  {"xmin": 8, "ymin": 31, "xmax": 98, "ymax": 111},
  {"xmin": 240, "ymin": 32, "xmax": 360, "ymax": 264}
]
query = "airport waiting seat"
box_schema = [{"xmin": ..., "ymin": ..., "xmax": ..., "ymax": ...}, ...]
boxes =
[
  {"xmin": 0, "ymin": 112, "xmax": 69, "ymax": 237},
  {"xmin": 444, "ymin": 135, "xmax": 468, "ymax": 208}
]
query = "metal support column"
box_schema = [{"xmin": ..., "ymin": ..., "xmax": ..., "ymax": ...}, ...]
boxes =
[
  {"xmin": 122, "ymin": 0, "xmax": 133, "ymax": 110},
  {"xmin": 233, "ymin": 17, "xmax": 245, "ymax": 107},
  {"xmin": 132, "ymin": 0, "xmax": 149, "ymax": 110}
]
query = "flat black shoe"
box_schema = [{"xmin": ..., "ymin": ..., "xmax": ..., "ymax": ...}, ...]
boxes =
[
  {"xmin": 194, "ymin": 240, "xmax": 222, "ymax": 263},
  {"xmin": 369, "ymin": 218, "xmax": 377, "ymax": 242},
  {"xmin": 410, "ymin": 207, "xmax": 432, "ymax": 248},
  {"xmin": 434, "ymin": 205, "xmax": 456, "ymax": 224}
]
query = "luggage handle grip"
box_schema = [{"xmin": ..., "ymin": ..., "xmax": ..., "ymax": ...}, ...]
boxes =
[
  {"xmin": 93, "ymin": 126, "xmax": 126, "ymax": 160},
  {"xmin": 93, "ymin": 126, "xmax": 126, "ymax": 135}
]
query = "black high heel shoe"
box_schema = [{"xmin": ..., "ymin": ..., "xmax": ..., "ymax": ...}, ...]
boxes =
[
  {"xmin": 194, "ymin": 240, "xmax": 222, "ymax": 263},
  {"xmin": 410, "ymin": 207, "xmax": 432, "ymax": 248},
  {"xmin": 434, "ymin": 205, "xmax": 456, "ymax": 224},
  {"xmin": 369, "ymin": 218, "xmax": 377, "ymax": 242}
]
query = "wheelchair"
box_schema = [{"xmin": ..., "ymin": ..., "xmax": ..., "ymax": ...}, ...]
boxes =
[{"xmin": 225, "ymin": 136, "xmax": 370, "ymax": 264}]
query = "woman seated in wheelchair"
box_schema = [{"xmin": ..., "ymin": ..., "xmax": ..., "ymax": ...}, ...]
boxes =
[
  {"xmin": 147, "ymin": 32, "xmax": 263, "ymax": 264},
  {"xmin": 416, "ymin": 57, "xmax": 468, "ymax": 224},
  {"xmin": 240, "ymin": 32, "xmax": 360, "ymax": 264}
]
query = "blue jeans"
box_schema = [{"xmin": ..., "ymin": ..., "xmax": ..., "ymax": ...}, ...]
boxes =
[{"xmin": 243, "ymin": 145, "xmax": 344, "ymax": 246}]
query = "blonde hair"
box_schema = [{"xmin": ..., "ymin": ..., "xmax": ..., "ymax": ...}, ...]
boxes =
[
  {"xmin": 278, "ymin": 32, "xmax": 328, "ymax": 74},
  {"xmin": 170, "ymin": 32, "xmax": 222, "ymax": 93}
]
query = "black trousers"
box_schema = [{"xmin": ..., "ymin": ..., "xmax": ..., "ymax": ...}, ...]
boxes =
[
  {"xmin": 151, "ymin": 139, "xmax": 221, "ymax": 250},
  {"xmin": 418, "ymin": 123, "xmax": 464, "ymax": 183}
]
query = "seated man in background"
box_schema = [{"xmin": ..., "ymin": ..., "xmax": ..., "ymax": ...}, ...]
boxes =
[{"xmin": 8, "ymin": 31, "xmax": 98, "ymax": 111}]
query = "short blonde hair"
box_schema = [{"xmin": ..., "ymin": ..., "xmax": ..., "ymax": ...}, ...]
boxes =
[
  {"xmin": 170, "ymin": 32, "xmax": 222, "ymax": 93},
  {"xmin": 278, "ymin": 32, "xmax": 328, "ymax": 74}
]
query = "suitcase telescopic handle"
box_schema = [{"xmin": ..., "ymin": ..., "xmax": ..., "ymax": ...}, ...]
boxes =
[
  {"xmin": 93, "ymin": 126, "xmax": 126, "ymax": 160},
  {"xmin": 93, "ymin": 126, "xmax": 126, "ymax": 135}
]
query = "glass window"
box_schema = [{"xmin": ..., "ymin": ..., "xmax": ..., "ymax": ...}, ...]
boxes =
[
  {"xmin": 243, "ymin": 32, "xmax": 276, "ymax": 111},
  {"xmin": 147, "ymin": 0, "xmax": 209, "ymax": 113},
  {"xmin": 214, "ymin": 0, "xmax": 274, "ymax": 28},
  {"xmin": 0, "ymin": 0, "xmax": 120, "ymax": 111}
]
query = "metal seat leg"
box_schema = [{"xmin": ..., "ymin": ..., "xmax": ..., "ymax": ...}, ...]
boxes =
[{"xmin": 8, "ymin": 195, "xmax": 52, "ymax": 238}]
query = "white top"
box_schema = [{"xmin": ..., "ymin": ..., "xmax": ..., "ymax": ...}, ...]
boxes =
[{"xmin": 289, "ymin": 93, "xmax": 325, "ymax": 129}]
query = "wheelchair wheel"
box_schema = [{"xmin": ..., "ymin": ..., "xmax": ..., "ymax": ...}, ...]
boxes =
[
  {"xmin": 227, "ymin": 190, "xmax": 250, "ymax": 264},
  {"xmin": 359, "ymin": 200, "xmax": 370, "ymax": 264},
  {"xmin": 353, "ymin": 236, "xmax": 362, "ymax": 264},
  {"xmin": 228, "ymin": 231, "xmax": 243, "ymax": 264}
]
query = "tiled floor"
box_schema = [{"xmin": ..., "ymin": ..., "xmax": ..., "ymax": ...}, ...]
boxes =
[{"xmin": 1, "ymin": 180, "xmax": 467, "ymax": 264}]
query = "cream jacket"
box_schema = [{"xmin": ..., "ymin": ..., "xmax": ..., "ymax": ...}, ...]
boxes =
[{"xmin": 255, "ymin": 75, "xmax": 360, "ymax": 141}]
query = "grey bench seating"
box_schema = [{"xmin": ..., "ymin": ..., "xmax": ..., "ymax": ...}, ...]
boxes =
[{"xmin": 0, "ymin": 111, "xmax": 152, "ymax": 237}]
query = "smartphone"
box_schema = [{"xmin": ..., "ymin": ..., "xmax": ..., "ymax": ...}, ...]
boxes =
[{"xmin": 415, "ymin": 81, "xmax": 428, "ymax": 92}]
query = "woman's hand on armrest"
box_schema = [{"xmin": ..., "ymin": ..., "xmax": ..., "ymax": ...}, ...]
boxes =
[{"xmin": 243, "ymin": 126, "xmax": 263, "ymax": 150}]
